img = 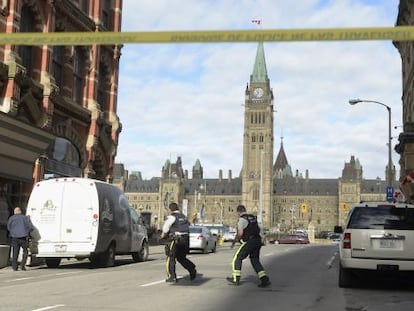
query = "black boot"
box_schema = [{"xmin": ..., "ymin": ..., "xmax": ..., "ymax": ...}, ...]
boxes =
[
  {"xmin": 226, "ymin": 276, "xmax": 240, "ymax": 285},
  {"xmin": 190, "ymin": 269, "xmax": 197, "ymax": 280},
  {"xmin": 258, "ymin": 276, "xmax": 271, "ymax": 288}
]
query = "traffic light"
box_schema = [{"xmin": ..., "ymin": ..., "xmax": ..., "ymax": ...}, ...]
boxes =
[
  {"xmin": 341, "ymin": 203, "xmax": 348, "ymax": 212},
  {"xmin": 301, "ymin": 203, "xmax": 307, "ymax": 213}
]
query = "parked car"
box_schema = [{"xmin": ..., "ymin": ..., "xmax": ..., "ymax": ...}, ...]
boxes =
[
  {"xmin": 318, "ymin": 231, "xmax": 335, "ymax": 239},
  {"xmin": 189, "ymin": 225, "xmax": 217, "ymax": 253},
  {"xmin": 329, "ymin": 233, "xmax": 341, "ymax": 243},
  {"xmin": 223, "ymin": 230, "xmax": 237, "ymax": 242},
  {"xmin": 275, "ymin": 234, "xmax": 310, "ymax": 244},
  {"xmin": 336, "ymin": 201, "xmax": 414, "ymax": 288}
]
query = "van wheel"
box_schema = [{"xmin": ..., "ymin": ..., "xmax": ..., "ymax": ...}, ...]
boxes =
[
  {"xmin": 99, "ymin": 244, "xmax": 116, "ymax": 268},
  {"xmin": 45, "ymin": 258, "xmax": 61, "ymax": 268},
  {"xmin": 132, "ymin": 240, "xmax": 149, "ymax": 262},
  {"xmin": 338, "ymin": 263, "xmax": 354, "ymax": 288}
]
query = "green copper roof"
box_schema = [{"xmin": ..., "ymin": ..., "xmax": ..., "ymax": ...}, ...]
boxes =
[{"xmin": 251, "ymin": 42, "xmax": 268, "ymax": 83}]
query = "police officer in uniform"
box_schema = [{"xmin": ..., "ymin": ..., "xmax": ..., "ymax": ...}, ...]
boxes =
[
  {"xmin": 227, "ymin": 204, "xmax": 271, "ymax": 287},
  {"xmin": 161, "ymin": 202, "xmax": 197, "ymax": 283}
]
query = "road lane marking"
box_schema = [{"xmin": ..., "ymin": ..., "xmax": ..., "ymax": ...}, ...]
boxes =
[
  {"xmin": 326, "ymin": 251, "xmax": 338, "ymax": 269},
  {"xmin": 31, "ymin": 305, "xmax": 65, "ymax": 311},
  {"xmin": 55, "ymin": 271, "xmax": 81, "ymax": 276},
  {"xmin": 141, "ymin": 276, "xmax": 183, "ymax": 287},
  {"xmin": 5, "ymin": 277, "xmax": 34, "ymax": 282}
]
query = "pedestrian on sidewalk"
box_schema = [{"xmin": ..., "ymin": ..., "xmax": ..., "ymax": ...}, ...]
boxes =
[{"xmin": 7, "ymin": 207, "xmax": 34, "ymax": 271}]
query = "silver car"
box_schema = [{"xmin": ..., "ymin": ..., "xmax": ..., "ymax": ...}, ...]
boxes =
[{"xmin": 189, "ymin": 225, "xmax": 217, "ymax": 253}]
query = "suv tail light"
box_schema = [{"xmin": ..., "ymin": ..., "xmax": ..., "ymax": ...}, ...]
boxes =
[{"xmin": 343, "ymin": 232, "xmax": 351, "ymax": 249}]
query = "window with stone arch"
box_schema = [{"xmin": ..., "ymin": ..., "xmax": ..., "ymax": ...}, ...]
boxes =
[{"xmin": 52, "ymin": 137, "xmax": 81, "ymax": 168}]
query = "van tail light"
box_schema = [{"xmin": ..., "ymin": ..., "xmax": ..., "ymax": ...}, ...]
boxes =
[{"xmin": 343, "ymin": 232, "xmax": 351, "ymax": 249}]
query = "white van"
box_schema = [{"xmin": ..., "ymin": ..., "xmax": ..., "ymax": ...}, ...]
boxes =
[{"xmin": 27, "ymin": 177, "xmax": 149, "ymax": 268}]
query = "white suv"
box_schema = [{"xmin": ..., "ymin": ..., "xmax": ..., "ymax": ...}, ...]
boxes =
[{"xmin": 336, "ymin": 201, "xmax": 414, "ymax": 288}]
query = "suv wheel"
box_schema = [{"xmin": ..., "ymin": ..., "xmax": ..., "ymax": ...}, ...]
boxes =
[{"xmin": 338, "ymin": 263, "xmax": 354, "ymax": 288}]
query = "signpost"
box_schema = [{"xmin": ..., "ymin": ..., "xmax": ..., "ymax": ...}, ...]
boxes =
[{"xmin": 386, "ymin": 186, "xmax": 394, "ymax": 202}]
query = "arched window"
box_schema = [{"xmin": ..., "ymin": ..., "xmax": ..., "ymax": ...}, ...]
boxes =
[
  {"xmin": 52, "ymin": 137, "xmax": 80, "ymax": 167},
  {"xmin": 252, "ymin": 186, "xmax": 259, "ymax": 201}
]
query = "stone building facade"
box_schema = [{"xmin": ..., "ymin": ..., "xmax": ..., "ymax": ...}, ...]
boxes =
[
  {"xmin": 118, "ymin": 42, "xmax": 390, "ymax": 235},
  {"xmin": 0, "ymin": 1, "xmax": 122, "ymax": 244},
  {"xmin": 394, "ymin": 0, "xmax": 414, "ymax": 202}
]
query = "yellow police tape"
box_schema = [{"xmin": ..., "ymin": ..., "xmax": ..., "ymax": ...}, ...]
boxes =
[{"xmin": 0, "ymin": 26, "xmax": 413, "ymax": 45}]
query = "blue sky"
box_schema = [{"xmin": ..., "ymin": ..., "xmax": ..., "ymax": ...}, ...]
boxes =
[{"xmin": 116, "ymin": 0, "xmax": 401, "ymax": 181}]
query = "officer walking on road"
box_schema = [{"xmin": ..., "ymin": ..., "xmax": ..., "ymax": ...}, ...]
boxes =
[
  {"xmin": 227, "ymin": 204, "xmax": 271, "ymax": 287},
  {"xmin": 7, "ymin": 207, "xmax": 34, "ymax": 271},
  {"xmin": 161, "ymin": 202, "xmax": 197, "ymax": 283}
]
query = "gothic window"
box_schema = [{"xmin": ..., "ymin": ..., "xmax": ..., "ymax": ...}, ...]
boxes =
[
  {"xmin": 73, "ymin": 47, "xmax": 85, "ymax": 104},
  {"xmin": 250, "ymin": 113, "xmax": 254, "ymax": 124},
  {"xmin": 252, "ymin": 186, "xmax": 259, "ymax": 201},
  {"xmin": 259, "ymin": 134, "xmax": 264, "ymax": 142},
  {"xmin": 252, "ymin": 134, "xmax": 256, "ymax": 142}
]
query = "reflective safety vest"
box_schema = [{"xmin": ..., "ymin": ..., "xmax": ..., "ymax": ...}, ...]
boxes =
[
  {"xmin": 170, "ymin": 212, "xmax": 190, "ymax": 234},
  {"xmin": 240, "ymin": 214, "xmax": 260, "ymax": 241}
]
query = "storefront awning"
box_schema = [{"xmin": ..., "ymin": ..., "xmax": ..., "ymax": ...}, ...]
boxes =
[{"xmin": 0, "ymin": 112, "xmax": 55, "ymax": 181}]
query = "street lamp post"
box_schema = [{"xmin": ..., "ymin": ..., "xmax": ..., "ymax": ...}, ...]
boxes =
[
  {"xmin": 348, "ymin": 98, "xmax": 393, "ymax": 188},
  {"xmin": 258, "ymin": 150, "xmax": 264, "ymax": 225}
]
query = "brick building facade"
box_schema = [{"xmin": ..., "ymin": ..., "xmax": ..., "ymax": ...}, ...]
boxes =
[{"xmin": 0, "ymin": 1, "xmax": 122, "ymax": 244}]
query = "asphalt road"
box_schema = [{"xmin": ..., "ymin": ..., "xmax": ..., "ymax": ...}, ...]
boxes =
[{"xmin": 0, "ymin": 242, "xmax": 414, "ymax": 311}]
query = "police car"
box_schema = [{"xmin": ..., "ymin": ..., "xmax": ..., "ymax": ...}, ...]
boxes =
[{"xmin": 335, "ymin": 201, "xmax": 414, "ymax": 288}]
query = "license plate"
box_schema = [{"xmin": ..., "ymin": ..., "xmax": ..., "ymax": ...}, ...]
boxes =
[
  {"xmin": 377, "ymin": 264, "xmax": 399, "ymax": 271},
  {"xmin": 379, "ymin": 239, "xmax": 400, "ymax": 249},
  {"xmin": 54, "ymin": 245, "xmax": 67, "ymax": 252}
]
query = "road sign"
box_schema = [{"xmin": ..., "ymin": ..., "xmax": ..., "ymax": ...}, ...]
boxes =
[{"xmin": 386, "ymin": 186, "xmax": 394, "ymax": 202}]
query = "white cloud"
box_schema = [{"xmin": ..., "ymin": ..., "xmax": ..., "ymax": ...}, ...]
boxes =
[{"xmin": 116, "ymin": 0, "xmax": 402, "ymax": 181}]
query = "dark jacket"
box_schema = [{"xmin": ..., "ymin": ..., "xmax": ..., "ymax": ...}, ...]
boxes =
[{"xmin": 7, "ymin": 214, "xmax": 34, "ymax": 238}]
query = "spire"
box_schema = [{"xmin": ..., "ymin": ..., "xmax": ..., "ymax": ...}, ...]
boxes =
[
  {"xmin": 251, "ymin": 42, "xmax": 268, "ymax": 83},
  {"xmin": 273, "ymin": 136, "xmax": 292, "ymax": 178},
  {"xmin": 274, "ymin": 136, "xmax": 288, "ymax": 170}
]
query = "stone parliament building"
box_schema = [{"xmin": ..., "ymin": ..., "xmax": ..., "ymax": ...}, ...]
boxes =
[{"xmin": 114, "ymin": 42, "xmax": 394, "ymax": 235}]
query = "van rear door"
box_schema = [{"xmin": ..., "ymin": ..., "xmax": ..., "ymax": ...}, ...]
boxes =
[
  {"xmin": 29, "ymin": 179, "xmax": 96, "ymax": 245},
  {"xmin": 60, "ymin": 181, "xmax": 96, "ymax": 243}
]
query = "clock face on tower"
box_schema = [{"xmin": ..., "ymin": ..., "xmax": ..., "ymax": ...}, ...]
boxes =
[{"xmin": 253, "ymin": 87, "xmax": 264, "ymax": 98}]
